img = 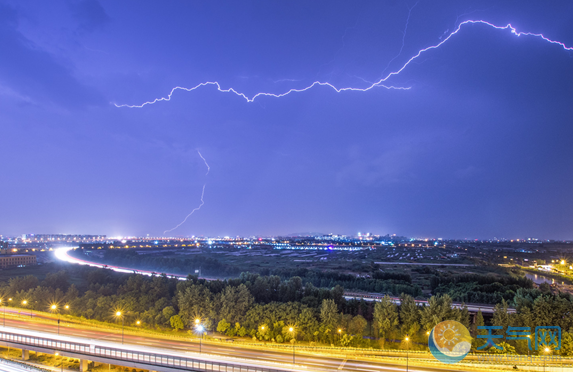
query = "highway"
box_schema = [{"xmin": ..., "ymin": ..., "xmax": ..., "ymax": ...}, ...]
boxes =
[{"xmin": 2, "ymin": 316, "xmax": 480, "ymax": 372}]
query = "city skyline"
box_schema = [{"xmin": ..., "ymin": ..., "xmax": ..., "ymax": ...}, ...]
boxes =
[{"xmin": 1, "ymin": 1, "xmax": 572, "ymax": 239}]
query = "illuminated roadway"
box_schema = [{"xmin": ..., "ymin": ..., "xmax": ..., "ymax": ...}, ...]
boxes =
[{"xmin": 2, "ymin": 313, "xmax": 499, "ymax": 372}]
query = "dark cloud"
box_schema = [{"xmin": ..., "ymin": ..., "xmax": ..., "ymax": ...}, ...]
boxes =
[{"xmin": 0, "ymin": 2, "xmax": 104, "ymax": 108}]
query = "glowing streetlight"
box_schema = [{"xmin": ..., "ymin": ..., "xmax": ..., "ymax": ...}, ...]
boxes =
[
  {"xmin": 50, "ymin": 304, "xmax": 61, "ymax": 334},
  {"xmin": 21, "ymin": 300, "xmax": 32, "ymax": 319},
  {"xmin": 289, "ymin": 327, "xmax": 295, "ymax": 364},
  {"xmin": 544, "ymin": 347, "xmax": 551, "ymax": 372},
  {"xmin": 405, "ymin": 335, "xmax": 410, "ymax": 372},
  {"xmin": 195, "ymin": 319, "xmax": 204, "ymax": 353},
  {"xmin": 136, "ymin": 320, "xmax": 141, "ymax": 325},
  {"xmin": 115, "ymin": 311, "xmax": 124, "ymax": 344}
]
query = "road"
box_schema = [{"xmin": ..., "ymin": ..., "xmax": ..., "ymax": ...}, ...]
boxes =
[{"xmin": 2, "ymin": 316, "xmax": 481, "ymax": 372}]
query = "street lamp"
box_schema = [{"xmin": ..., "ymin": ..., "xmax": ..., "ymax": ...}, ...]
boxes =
[
  {"xmin": 338, "ymin": 328, "xmax": 342, "ymax": 344},
  {"xmin": 22, "ymin": 300, "xmax": 31, "ymax": 318},
  {"xmin": 51, "ymin": 304, "xmax": 61, "ymax": 334},
  {"xmin": 544, "ymin": 347, "xmax": 550, "ymax": 372},
  {"xmin": 55, "ymin": 352, "xmax": 64, "ymax": 372},
  {"xmin": 195, "ymin": 319, "xmax": 203, "ymax": 353},
  {"xmin": 115, "ymin": 311, "xmax": 124, "ymax": 344},
  {"xmin": 405, "ymin": 336, "xmax": 410, "ymax": 372},
  {"xmin": 289, "ymin": 327, "xmax": 295, "ymax": 364}
]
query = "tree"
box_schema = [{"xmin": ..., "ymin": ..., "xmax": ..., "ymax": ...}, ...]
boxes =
[
  {"xmin": 489, "ymin": 342, "xmax": 516, "ymax": 354},
  {"xmin": 561, "ymin": 332, "xmax": 573, "ymax": 357},
  {"xmin": 170, "ymin": 315, "xmax": 184, "ymax": 331},
  {"xmin": 399, "ymin": 294, "xmax": 420, "ymax": 338},
  {"xmin": 472, "ymin": 310, "xmax": 485, "ymax": 351},
  {"xmin": 217, "ymin": 319, "xmax": 230, "ymax": 333},
  {"xmin": 320, "ymin": 299, "xmax": 339, "ymax": 343},
  {"xmin": 373, "ymin": 296, "xmax": 399, "ymax": 346},
  {"xmin": 420, "ymin": 294, "xmax": 457, "ymax": 332},
  {"xmin": 320, "ymin": 299, "xmax": 339, "ymax": 329},
  {"xmin": 349, "ymin": 315, "xmax": 367, "ymax": 337},
  {"xmin": 492, "ymin": 299, "xmax": 512, "ymax": 332}
]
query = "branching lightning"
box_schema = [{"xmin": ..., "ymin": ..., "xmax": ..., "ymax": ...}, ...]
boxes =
[
  {"xmin": 197, "ymin": 150, "xmax": 210, "ymax": 175},
  {"xmin": 115, "ymin": 20, "xmax": 573, "ymax": 109},
  {"xmin": 163, "ymin": 150, "xmax": 210, "ymax": 235},
  {"xmin": 379, "ymin": 1, "xmax": 419, "ymax": 78}
]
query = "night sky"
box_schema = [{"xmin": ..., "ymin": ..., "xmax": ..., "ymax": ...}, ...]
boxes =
[{"xmin": 1, "ymin": 1, "xmax": 572, "ymax": 239}]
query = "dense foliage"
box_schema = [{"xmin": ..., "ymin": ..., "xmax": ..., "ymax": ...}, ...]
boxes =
[
  {"xmin": 2, "ymin": 263, "xmax": 572, "ymax": 353},
  {"xmin": 75, "ymin": 249, "xmax": 422, "ymax": 297},
  {"xmin": 431, "ymin": 273, "xmax": 534, "ymax": 304}
]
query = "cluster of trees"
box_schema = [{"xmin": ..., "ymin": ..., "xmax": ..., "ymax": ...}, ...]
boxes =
[
  {"xmin": 488, "ymin": 289, "xmax": 573, "ymax": 355},
  {"xmin": 431, "ymin": 273, "xmax": 534, "ymax": 304},
  {"xmin": 75, "ymin": 249, "xmax": 423, "ymax": 296},
  {"xmin": 2, "ymin": 264, "xmax": 572, "ymax": 354},
  {"xmin": 263, "ymin": 268, "xmax": 421, "ymax": 297}
]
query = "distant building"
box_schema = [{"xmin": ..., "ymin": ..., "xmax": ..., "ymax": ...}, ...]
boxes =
[
  {"xmin": 0, "ymin": 255, "xmax": 37, "ymax": 269},
  {"xmin": 0, "ymin": 241, "xmax": 8, "ymax": 254}
]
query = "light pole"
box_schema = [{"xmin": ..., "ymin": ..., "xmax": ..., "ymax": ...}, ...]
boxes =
[
  {"xmin": 338, "ymin": 328, "xmax": 342, "ymax": 345},
  {"xmin": 51, "ymin": 304, "xmax": 60, "ymax": 334},
  {"xmin": 21, "ymin": 300, "xmax": 30, "ymax": 318},
  {"xmin": 63, "ymin": 305, "xmax": 69, "ymax": 329},
  {"xmin": 405, "ymin": 336, "xmax": 410, "ymax": 372},
  {"xmin": 544, "ymin": 347, "xmax": 550, "ymax": 372},
  {"xmin": 55, "ymin": 352, "xmax": 63, "ymax": 372},
  {"xmin": 289, "ymin": 327, "xmax": 295, "ymax": 365},
  {"xmin": 195, "ymin": 319, "xmax": 203, "ymax": 353},
  {"xmin": 115, "ymin": 311, "xmax": 124, "ymax": 344}
]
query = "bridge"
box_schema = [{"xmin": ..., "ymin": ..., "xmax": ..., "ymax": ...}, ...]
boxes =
[
  {"xmin": 0, "ymin": 327, "xmax": 292, "ymax": 372},
  {"xmin": 343, "ymin": 293, "xmax": 516, "ymax": 314}
]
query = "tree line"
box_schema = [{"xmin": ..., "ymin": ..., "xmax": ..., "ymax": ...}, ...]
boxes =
[{"xmin": 1, "ymin": 264, "xmax": 572, "ymax": 354}]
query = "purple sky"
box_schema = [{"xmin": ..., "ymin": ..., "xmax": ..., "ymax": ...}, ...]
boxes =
[{"xmin": 1, "ymin": 1, "xmax": 572, "ymax": 239}]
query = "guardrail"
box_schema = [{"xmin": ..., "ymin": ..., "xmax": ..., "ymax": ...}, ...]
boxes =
[
  {"xmin": 0, "ymin": 357, "xmax": 52, "ymax": 372},
  {"xmin": 0, "ymin": 331, "xmax": 285, "ymax": 372}
]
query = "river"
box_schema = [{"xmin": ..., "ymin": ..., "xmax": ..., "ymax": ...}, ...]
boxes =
[{"xmin": 525, "ymin": 272, "xmax": 565, "ymax": 285}]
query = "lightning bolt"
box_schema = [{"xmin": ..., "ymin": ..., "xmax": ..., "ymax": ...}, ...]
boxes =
[
  {"xmin": 197, "ymin": 150, "xmax": 210, "ymax": 175},
  {"xmin": 163, "ymin": 150, "xmax": 210, "ymax": 235},
  {"xmin": 115, "ymin": 20, "xmax": 573, "ymax": 109},
  {"xmin": 379, "ymin": 1, "xmax": 419, "ymax": 78}
]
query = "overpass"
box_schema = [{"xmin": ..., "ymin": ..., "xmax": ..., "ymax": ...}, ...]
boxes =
[
  {"xmin": 0, "ymin": 327, "xmax": 293, "ymax": 372},
  {"xmin": 343, "ymin": 293, "xmax": 516, "ymax": 314}
]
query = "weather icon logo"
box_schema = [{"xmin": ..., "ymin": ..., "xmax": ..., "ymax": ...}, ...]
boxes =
[{"xmin": 429, "ymin": 320, "xmax": 472, "ymax": 364}]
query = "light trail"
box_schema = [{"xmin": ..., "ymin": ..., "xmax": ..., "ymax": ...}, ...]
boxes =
[
  {"xmin": 114, "ymin": 20, "xmax": 572, "ymax": 109},
  {"xmin": 54, "ymin": 247, "xmax": 188, "ymax": 279}
]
